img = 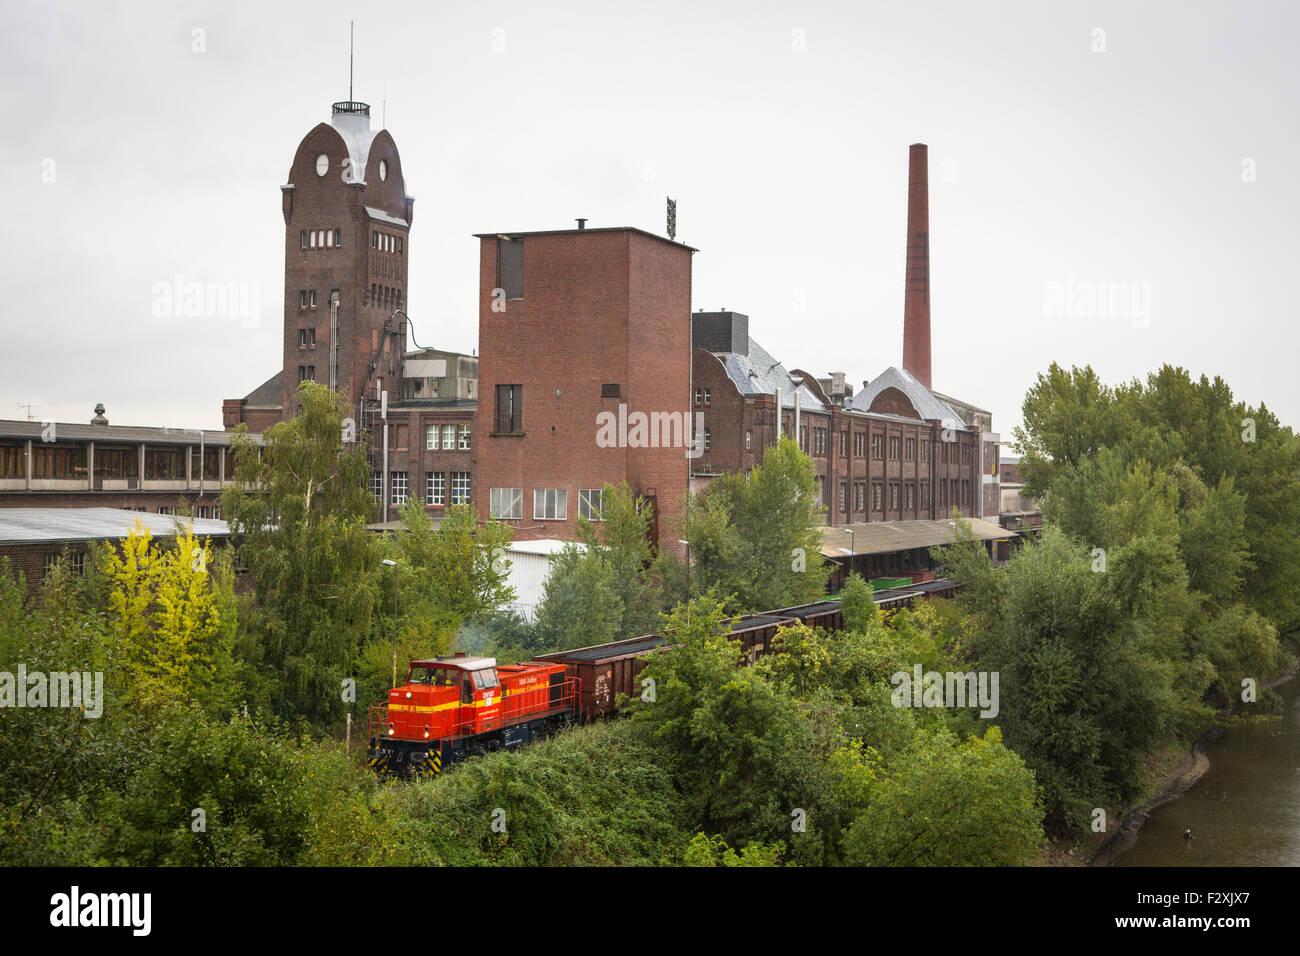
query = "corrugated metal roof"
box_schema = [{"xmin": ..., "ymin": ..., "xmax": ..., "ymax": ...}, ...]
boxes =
[
  {"xmin": 0, "ymin": 420, "xmax": 259, "ymax": 446},
  {"xmin": 0, "ymin": 508, "xmax": 233, "ymax": 545},
  {"xmin": 848, "ymin": 366, "xmax": 967, "ymax": 428},
  {"xmin": 818, "ymin": 517, "xmax": 1016, "ymax": 557},
  {"xmin": 713, "ymin": 336, "xmax": 826, "ymax": 410}
]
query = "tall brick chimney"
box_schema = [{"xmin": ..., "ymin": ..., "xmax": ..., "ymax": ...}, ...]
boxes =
[{"xmin": 902, "ymin": 143, "xmax": 932, "ymax": 389}]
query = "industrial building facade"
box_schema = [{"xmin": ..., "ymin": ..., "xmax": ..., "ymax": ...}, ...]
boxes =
[{"xmin": 3, "ymin": 95, "xmax": 1004, "ymax": 583}]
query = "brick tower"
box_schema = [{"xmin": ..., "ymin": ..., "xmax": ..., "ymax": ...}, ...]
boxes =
[{"xmin": 224, "ymin": 99, "xmax": 415, "ymax": 430}]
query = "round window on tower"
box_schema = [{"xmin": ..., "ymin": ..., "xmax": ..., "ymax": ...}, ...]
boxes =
[
  {"xmin": 379, "ymin": 159, "xmax": 388, "ymax": 182},
  {"xmin": 315, "ymin": 153, "xmax": 329, "ymax": 176}
]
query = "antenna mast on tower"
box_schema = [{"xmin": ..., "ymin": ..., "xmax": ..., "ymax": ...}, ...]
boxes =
[{"xmin": 349, "ymin": 21, "xmax": 354, "ymax": 102}]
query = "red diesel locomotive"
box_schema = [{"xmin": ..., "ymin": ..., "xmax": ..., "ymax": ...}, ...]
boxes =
[{"xmin": 367, "ymin": 654, "xmax": 579, "ymax": 778}]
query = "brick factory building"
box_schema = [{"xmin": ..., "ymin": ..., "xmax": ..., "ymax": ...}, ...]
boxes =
[
  {"xmin": 3, "ymin": 83, "xmax": 1008, "ymax": 584},
  {"xmin": 473, "ymin": 226, "xmax": 695, "ymax": 552}
]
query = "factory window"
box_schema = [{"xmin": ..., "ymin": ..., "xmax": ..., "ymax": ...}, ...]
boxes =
[
  {"xmin": 905, "ymin": 482, "xmax": 915, "ymax": 510},
  {"xmin": 309, "ymin": 231, "xmax": 317, "ymax": 249},
  {"xmin": 601, "ymin": 383, "xmax": 621, "ymax": 399},
  {"xmin": 497, "ymin": 238, "xmax": 524, "ymax": 299},
  {"xmin": 872, "ymin": 482, "xmax": 882, "ymax": 510},
  {"xmin": 889, "ymin": 481, "xmax": 899, "ymax": 510},
  {"xmin": 370, "ymin": 471, "xmax": 383, "ymax": 501},
  {"xmin": 195, "ymin": 506, "xmax": 210, "ymax": 519},
  {"xmin": 300, "ymin": 231, "xmax": 308, "ymax": 249},
  {"xmin": 451, "ymin": 472, "xmax": 471, "ymax": 505},
  {"xmin": 799, "ymin": 425, "xmax": 808, "ymax": 452},
  {"xmin": 299, "ymin": 291, "xmax": 308, "ymax": 309},
  {"xmin": 425, "ymin": 426, "xmax": 437, "ymax": 450},
  {"xmin": 840, "ymin": 431, "xmax": 848, "ymax": 456},
  {"xmin": 335, "ymin": 228, "xmax": 343, "ymax": 247},
  {"xmin": 189, "ymin": 447, "xmax": 220, "ymax": 481},
  {"xmin": 299, "ymin": 328, "xmax": 315, "ymax": 348},
  {"xmin": 458, "ymin": 426, "xmax": 471, "ymax": 450},
  {"xmin": 534, "ymin": 488, "xmax": 567, "ymax": 521},
  {"xmin": 326, "ymin": 230, "xmax": 334, "ymax": 248},
  {"xmin": 839, "ymin": 482, "xmax": 847, "ymax": 511},
  {"xmin": 854, "ymin": 433, "xmax": 865, "ymax": 458},
  {"xmin": 426, "ymin": 472, "xmax": 445, "ymax": 506},
  {"xmin": 745, "ymin": 430, "xmax": 752, "ymax": 450},
  {"xmin": 921, "ymin": 481, "xmax": 930, "ymax": 509},
  {"xmin": 32, "ymin": 443, "xmax": 88, "ymax": 479},
  {"xmin": 390, "ymin": 472, "xmax": 408, "ymax": 505},
  {"xmin": 490, "ymin": 487, "xmax": 522, "ymax": 519},
  {"xmin": 921, "ymin": 439, "xmax": 930, "ymax": 462},
  {"xmin": 854, "ymin": 482, "xmax": 865, "ymax": 511},
  {"xmin": 142, "ymin": 446, "xmax": 184, "ymax": 480},
  {"xmin": 0, "ymin": 443, "xmax": 24, "ymax": 477},
  {"xmin": 579, "ymin": 489, "xmax": 604, "ymax": 520},
  {"xmin": 495, "ymin": 384, "xmax": 523, "ymax": 434},
  {"xmin": 396, "ymin": 237, "xmax": 403, "ymax": 254},
  {"xmin": 298, "ymin": 366, "xmax": 315, "ymax": 383},
  {"xmin": 441, "ymin": 424, "xmax": 456, "ymax": 450},
  {"xmin": 871, "ymin": 434, "xmax": 883, "ymax": 459},
  {"xmin": 309, "ymin": 290, "xmax": 317, "ymax": 309},
  {"xmin": 889, "ymin": 435, "xmax": 901, "ymax": 460},
  {"xmin": 372, "ymin": 231, "xmax": 379, "ymax": 249},
  {"xmin": 905, "ymin": 438, "xmax": 915, "ymax": 461}
]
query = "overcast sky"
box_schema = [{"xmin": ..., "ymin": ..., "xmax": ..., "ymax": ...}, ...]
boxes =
[{"xmin": 3, "ymin": 0, "xmax": 1297, "ymax": 441}]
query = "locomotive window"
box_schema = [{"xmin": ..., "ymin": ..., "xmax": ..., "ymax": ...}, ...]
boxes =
[
  {"xmin": 409, "ymin": 667, "xmax": 457, "ymax": 687},
  {"xmin": 471, "ymin": 669, "xmax": 500, "ymax": 690}
]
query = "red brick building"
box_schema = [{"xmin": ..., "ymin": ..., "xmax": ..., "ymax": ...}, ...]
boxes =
[
  {"xmin": 473, "ymin": 227, "xmax": 695, "ymax": 552},
  {"xmin": 221, "ymin": 98, "xmax": 477, "ymax": 525}
]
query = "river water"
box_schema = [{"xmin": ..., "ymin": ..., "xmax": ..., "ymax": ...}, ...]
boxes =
[{"xmin": 1116, "ymin": 679, "xmax": 1300, "ymax": 866}]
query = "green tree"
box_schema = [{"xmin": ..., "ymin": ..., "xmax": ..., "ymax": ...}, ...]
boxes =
[
  {"xmin": 220, "ymin": 381, "xmax": 379, "ymax": 726},
  {"xmin": 673, "ymin": 437, "xmax": 829, "ymax": 613},
  {"xmin": 843, "ymin": 726, "xmax": 1042, "ymax": 866}
]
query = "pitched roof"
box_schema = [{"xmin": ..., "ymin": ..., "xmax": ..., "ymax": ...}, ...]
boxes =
[
  {"xmin": 713, "ymin": 336, "xmax": 825, "ymax": 410},
  {"xmin": 242, "ymin": 370, "xmax": 283, "ymax": 407},
  {"xmin": 848, "ymin": 366, "xmax": 966, "ymax": 428}
]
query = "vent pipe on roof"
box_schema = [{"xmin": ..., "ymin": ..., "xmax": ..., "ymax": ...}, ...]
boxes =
[
  {"xmin": 90, "ymin": 403, "xmax": 108, "ymax": 426},
  {"xmin": 576, "ymin": 218, "xmax": 587, "ymax": 230}
]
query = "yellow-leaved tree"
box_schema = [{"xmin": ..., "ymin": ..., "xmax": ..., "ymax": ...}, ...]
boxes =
[{"xmin": 101, "ymin": 521, "xmax": 220, "ymax": 709}]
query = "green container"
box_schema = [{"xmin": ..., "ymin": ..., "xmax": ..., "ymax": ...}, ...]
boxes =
[{"xmin": 870, "ymin": 576, "xmax": 913, "ymax": 591}]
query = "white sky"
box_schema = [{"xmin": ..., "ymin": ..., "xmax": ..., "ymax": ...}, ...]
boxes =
[{"xmin": 2, "ymin": 0, "xmax": 1296, "ymax": 441}]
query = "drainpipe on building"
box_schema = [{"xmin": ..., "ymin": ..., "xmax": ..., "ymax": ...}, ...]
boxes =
[
  {"xmin": 381, "ymin": 387, "xmax": 389, "ymax": 524},
  {"xmin": 775, "ymin": 388, "xmax": 782, "ymax": 441}
]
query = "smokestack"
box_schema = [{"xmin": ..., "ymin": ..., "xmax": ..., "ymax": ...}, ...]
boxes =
[{"xmin": 903, "ymin": 143, "xmax": 932, "ymax": 389}]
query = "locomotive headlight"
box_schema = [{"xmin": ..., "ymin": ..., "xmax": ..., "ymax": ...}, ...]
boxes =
[
  {"xmin": 423, "ymin": 727, "xmax": 430, "ymax": 739},
  {"xmin": 405, "ymin": 691, "xmax": 412, "ymax": 698},
  {"xmin": 387, "ymin": 724, "xmax": 395, "ymax": 736}
]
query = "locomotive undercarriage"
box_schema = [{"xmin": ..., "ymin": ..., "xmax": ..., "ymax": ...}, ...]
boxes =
[{"xmin": 367, "ymin": 711, "xmax": 576, "ymax": 779}]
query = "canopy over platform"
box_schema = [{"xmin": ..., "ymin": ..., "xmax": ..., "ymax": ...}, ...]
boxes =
[{"xmin": 819, "ymin": 518, "xmax": 1016, "ymax": 558}]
